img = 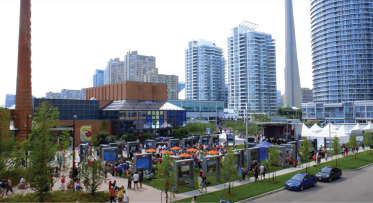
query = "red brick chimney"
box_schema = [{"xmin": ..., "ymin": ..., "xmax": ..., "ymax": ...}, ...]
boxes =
[{"xmin": 14, "ymin": 0, "xmax": 32, "ymax": 141}]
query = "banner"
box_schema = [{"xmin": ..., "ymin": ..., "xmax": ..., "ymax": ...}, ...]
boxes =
[{"xmin": 80, "ymin": 125, "xmax": 92, "ymax": 142}]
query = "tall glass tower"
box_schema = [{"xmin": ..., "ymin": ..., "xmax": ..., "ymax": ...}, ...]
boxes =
[
  {"xmin": 228, "ymin": 21, "xmax": 277, "ymax": 117},
  {"xmin": 185, "ymin": 40, "xmax": 226, "ymax": 101},
  {"xmin": 311, "ymin": 0, "xmax": 373, "ymax": 103}
]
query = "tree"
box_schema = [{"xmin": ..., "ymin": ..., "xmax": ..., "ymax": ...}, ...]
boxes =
[
  {"xmin": 223, "ymin": 121, "xmax": 260, "ymax": 135},
  {"xmin": 221, "ymin": 149, "xmax": 237, "ymax": 194},
  {"xmin": 0, "ymin": 107, "xmax": 18, "ymax": 177},
  {"xmin": 363, "ymin": 131, "xmax": 373, "ymax": 155},
  {"xmin": 21, "ymin": 101, "xmax": 70, "ymax": 202},
  {"xmin": 299, "ymin": 137, "xmax": 312, "ymax": 173},
  {"xmin": 295, "ymin": 109, "xmax": 302, "ymax": 120},
  {"xmin": 100, "ymin": 120, "xmax": 107, "ymax": 131},
  {"xmin": 153, "ymin": 154, "xmax": 178, "ymax": 203},
  {"xmin": 122, "ymin": 133, "xmax": 137, "ymax": 142},
  {"xmin": 96, "ymin": 131, "xmax": 109, "ymax": 145},
  {"xmin": 331, "ymin": 136, "xmax": 342, "ymax": 166},
  {"xmin": 262, "ymin": 146, "xmax": 281, "ymax": 182},
  {"xmin": 251, "ymin": 114, "xmax": 271, "ymax": 122},
  {"xmin": 347, "ymin": 134, "xmax": 359, "ymax": 159},
  {"xmin": 78, "ymin": 158, "xmax": 104, "ymax": 195}
]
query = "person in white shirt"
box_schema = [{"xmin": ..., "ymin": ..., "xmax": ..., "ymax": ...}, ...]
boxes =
[
  {"xmin": 123, "ymin": 189, "xmax": 129, "ymax": 203},
  {"xmin": 259, "ymin": 164, "xmax": 265, "ymax": 180},
  {"xmin": 133, "ymin": 172, "xmax": 140, "ymax": 190}
]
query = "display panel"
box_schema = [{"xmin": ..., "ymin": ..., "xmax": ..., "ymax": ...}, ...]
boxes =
[
  {"xmin": 104, "ymin": 151, "xmax": 117, "ymax": 161},
  {"xmin": 136, "ymin": 157, "xmax": 150, "ymax": 170},
  {"xmin": 130, "ymin": 146, "xmax": 137, "ymax": 152},
  {"xmin": 207, "ymin": 160, "xmax": 217, "ymax": 173},
  {"xmin": 184, "ymin": 140, "xmax": 192, "ymax": 147},
  {"xmin": 178, "ymin": 165, "xmax": 190, "ymax": 178},
  {"xmin": 227, "ymin": 136, "xmax": 234, "ymax": 141},
  {"xmin": 212, "ymin": 137, "xmax": 219, "ymax": 142},
  {"xmin": 171, "ymin": 141, "xmax": 178, "ymax": 147},
  {"xmin": 202, "ymin": 137, "xmax": 208, "ymax": 144}
]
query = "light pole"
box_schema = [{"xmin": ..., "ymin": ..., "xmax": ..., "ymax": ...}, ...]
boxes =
[
  {"xmin": 72, "ymin": 113, "xmax": 77, "ymax": 192},
  {"xmin": 325, "ymin": 112, "xmax": 332, "ymax": 160}
]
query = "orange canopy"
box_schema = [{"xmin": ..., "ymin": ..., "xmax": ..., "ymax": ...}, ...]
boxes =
[
  {"xmin": 186, "ymin": 148, "xmax": 197, "ymax": 152},
  {"xmin": 206, "ymin": 150, "xmax": 219, "ymax": 155},
  {"xmin": 160, "ymin": 150, "xmax": 173, "ymax": 154},
  {"xmin": 178, "ymin": 153, "xmax": 192, "ymax": 158},
  {"xmin": 145, "ymin": 149, "xmax": 157, "ymax": 153},
  {"xmin": 170, "ymin": 146, "xmax": 181, "ymax": 150}
]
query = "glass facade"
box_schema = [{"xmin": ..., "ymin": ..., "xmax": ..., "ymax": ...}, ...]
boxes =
[
  {"xmin": 185, "ymin": 40, "xmax": 226, "ymax": 101},
  {"xmin": 93, "ymin": 69, "xmax": 104, "ymax": 87},
  {"xmin": 33, "ymin": 98, "xmax": 100, "ymax": 121},
  {"xmin": 228, "ymin": 22, "xmax": 277, "ymax": 117},
  {"xmin": 101, "ymin": 100, "xmax": 186, "ymax": 136},
  {"xmin": 311, "ymin": 0, "xmax": 373, "ymax": 103},
  {"xmin": 302, "ymin": 100, "xmax": 373, "ymax": 123}
]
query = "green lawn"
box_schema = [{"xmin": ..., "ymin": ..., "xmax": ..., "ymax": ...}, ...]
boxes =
[
  {"xmin": 173, "ymin": 151, "xmax": 373, "ymax": 203},
  {"xmin": 0, "ymin": 191, "xmax": 110, "ymax": 202}
]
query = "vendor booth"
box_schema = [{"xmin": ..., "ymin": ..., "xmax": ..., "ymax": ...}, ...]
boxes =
[
  {"xmin": 246, "ymin": 147, "xmax": 260, "ymax": 170},
  {"xmin": 101, "ymin": 147, "xmax": 118, "ymax": 162},
  {"xmin": 210, "ymin": 134, "xmax": 220, "ymax": 146},
  {"xmin": 202, "ymin": 155, "xmax": 221, "ymax": 182},
  {"xmin": 280, "ymin": 143, "xmax": 296, "ymax": 162},
  {"xmin": 182, "ymin": 138, "xmax": 193, "ymax": 152},
  {"xmin": 169, "ymin": 139, "xmax": 180, "ymax": 148},
  {"xmin": 253, "ymin": 140, "xmax": 274, "ymax": 161},
  {"xmin": 200, "ymin": 135, "xmax": 211, "ymax": 146},
  {"xmin": 173, "ymin": 159, "xmax": 194, "ymax": 189},
  {"xmin": 79, "ymin": 143, "xmax": 89, "ymax": 162},
  {"xmin": 126, "ymin": 142, "xmax": 141, "ymax": 158},
  {"xmin": 232, "ymin": 149, "xmax": 245, "ymax": 168},
  {"xmin": 226, "ymin": 133, "xmax": 235, "ymax": 146},
  {"xmin": 144, "ymin": 139, "xmax": 156, "ymax": 149},
  {"xmin": 133, "ymin": 153, "xmax": 152, "ymax": 171}
]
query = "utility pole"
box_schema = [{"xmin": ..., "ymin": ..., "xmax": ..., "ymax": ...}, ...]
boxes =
[{"xmin": 72, "ymin": 113, "xmax": 77, "ymax": 192}]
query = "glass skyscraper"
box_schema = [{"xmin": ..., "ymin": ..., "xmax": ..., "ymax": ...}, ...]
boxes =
[
  {"xmin": 185, "ymin": 40, "xmax": 226, "ymax": 101},
  {"xmin": 93, "ymin": 69, "xmax": 104, "ymax": 87},
  {"xmin": 228, "ymin": 21, "xmax": 277, "ymax": 117},
  {"xmin": 311, "ymin": 0, "xmax": 373, "ymax": 103}
]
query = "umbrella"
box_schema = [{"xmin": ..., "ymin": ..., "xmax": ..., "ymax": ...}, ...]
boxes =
[
  {"xmin": 145, "ymin": 149, "xmax": 157, "ymax": 153},
  {"xmin": 178, "ymin": 153, "xmax": 192, "ymax": 158},
  {"xmin": 186, "ymin": 148, "xmax": 197, "ymax": 152},
  {"xmin": 171, "ymin": 146, "xmax": 181, "ymax": 150},
  {"xmin": 160, "ymin": 150, "xmax": 173, "ymax": 154},
  {"xmin": 206, "ymin": 150, "xmax": 219, "ymax": 155}
]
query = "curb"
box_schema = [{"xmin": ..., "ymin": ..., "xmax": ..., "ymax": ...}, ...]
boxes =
[
  {"xmin": 344, "ymin": 162, "xmax": 373, "ymax": 171},
  {"xmin": 236, "ymin": 187, "xmax": 284, "ymax": 202}
]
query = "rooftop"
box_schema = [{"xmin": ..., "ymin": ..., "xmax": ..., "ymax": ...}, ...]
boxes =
[{"xmin": 102, "ymin": 100, "xmax": 184, "ymax": 111}]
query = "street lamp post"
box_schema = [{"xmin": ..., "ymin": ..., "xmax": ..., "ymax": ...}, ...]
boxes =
[
  {"xmin": 26, "ymin": 114, "xmax": 32, "ymax": 139},
  {"xmin": 72, "ymin": 113, "xmax": 77, "ymax": 192},
  {"xmin": 325, "ymin": 112, "xmax": 332, "ymax": 161}
]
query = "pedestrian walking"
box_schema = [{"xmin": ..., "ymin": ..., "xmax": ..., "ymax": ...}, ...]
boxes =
[
  {"xmin": 197, "ymin": 172, "xmax": 202, "ymax": 191},
  {"xmin": 297, "ymin": 156, "xmax": 301, "ymax": 167},
  {"xmin": 109, "ymin": 186, "xmax": 116, "ymax": 203},
  {"xmin": 0, "ymin": 180, "xmax": 6, "ymax": 198},
  {"xmin": 117, "ymin": 186, "xmax": 124, "ymax": 203},
  {"xmin": 139, "ymin": 167, "xmax": 144, "ymax": 189},
  {"xmin": 104, "ymin": 168, "xmax": 108, "ymax": 183},
  {"xmin": 253, "ymin": 166, "xmax": 259, "ymax": 181},
  {"xmin": 118, "ymin": 164, "xmax": 123, "ymax": 178},
  {"xmin": 127, "ymin": 171, "xmax": 132, "ymax": 189},
  {"xmin": 133, "ymin": 172, "xmax": 139, "ymax": 190},
  {"xmin": 172, "ymin": 185, "xmax": 176, "ymax": 198},
  {"xmin": 122, "ymin": 188, "xmax": 129, "ymax": 203},
  {"xmin": 325, "ymin": 152, "xmax": 328, "ymax": 161},
  {"xmin": 293, "ymin": 160, "xmax": 297, "ymax": 168},
  {"xmin": 61, "ymin": 175, "xmax": 66, "ymax": 191},
  {"xmin": 238, "ymin": 167, "xmax": 243, "ymax": 181},
  {"xmin": 259, "ymin": 164, "xmax": 265, "ymax": 180},
  {"xmin": 6, "ymin": 178, "xmax": 14, "ymax": 195},
  {"xmin": 242, "ymin": 167, "xmax": 246, "ymax": 181},
  {"xmin": 201, "ymin": 174, "xmax": 207, "ymax": 193}
]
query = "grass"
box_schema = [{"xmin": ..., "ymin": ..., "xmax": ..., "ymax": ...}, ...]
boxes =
[
  {"xmin": 0, "ymin": 191, "xmax": 110, "ymax": 202},
  {"xmin": 173, "ymin": 151, "xmax": 373, "ymax": 203}
]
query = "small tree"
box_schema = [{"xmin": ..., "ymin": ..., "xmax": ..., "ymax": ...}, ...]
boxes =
[
  {"xmin": 153, "ymin": 154, "xmax": 178, "ymax": 203},
  {"xmin": 78, "ymin": 159, "xmax": 104, "ymax": 195},
  {"xmin": 347, "ymin": 134, "xmax": 359, "ymax": 159},
  {"xmin": 252, "ymin": 114, "xmax": 271, "ymax": 122},
  {"xmin": 263, "ymin": 146, "xmax": 281, "ymax": 182},
  {"xmin": 21, "ymin": 101, "xmax": 70, "ymax": 202},
  {"xmin": 0, "ymin": 107, "xmax": 18, "ymax": 177},
  {"xmin": 331, "ymin": 136, "xmax": 342, "ymax": 166},
  {"xmin": 363, "ymin": 131, "xmax": 373, "ymax": 155},
  {"xmin": 299, "ymin": 137, "xmax": 312, "ymax": 173},
  {"xmin": 222, "ymin": 149, "xmax": 237, "ymax": 195}
]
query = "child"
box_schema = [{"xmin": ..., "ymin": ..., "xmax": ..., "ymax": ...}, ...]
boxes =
[
  {"xmin": 293, "ymin": 160, "xmax": 297, "ymax": 168},
  {"xmin": 171, "ymin": 185, "xmax": 176, "ymax": 198}
]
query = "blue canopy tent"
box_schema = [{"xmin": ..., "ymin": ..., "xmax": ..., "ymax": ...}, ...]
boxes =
[{"xmin": 253, "ymin": 140, "xmax": 274, "ymax": 161}]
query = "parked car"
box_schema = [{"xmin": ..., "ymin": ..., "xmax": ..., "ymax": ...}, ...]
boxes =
[
  {"xmin": 315, "ymin": 166, "xmax": 342, "ymax": 182},
  {"xmin": 285, "ymin": 173, "xmax": 317, "ymax": 191}
]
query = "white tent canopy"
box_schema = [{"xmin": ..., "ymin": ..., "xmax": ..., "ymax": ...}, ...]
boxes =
[
  {"xmin": 301, "ymin": 124, "xmax": 314, "ymax": 137},
  {"xmin": 363, "ymin": 122, "xmax": 373, "ymax": 131},
  {"xmin": 351, "ymin": 123, "xmax": 365, "ymax": 131},
  {"xmin": 336, "ymin": 125, "xmax": 352, "ymax": 144},
  {"xmin": 310, "ymin": 123, "xmax": 323, "ymax": 133}
]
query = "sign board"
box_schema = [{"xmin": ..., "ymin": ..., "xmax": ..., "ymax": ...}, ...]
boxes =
[
  {"xmin": 173, "ymin": 159, "xmax": 194, "ymax": 189},
  {"xmin": 126, "ymin": 142, "xmax": 140, "ymax": 158},
  {"xmin": 206, "ymin": 128, "xmax": 210, "ymax": 135},
  {"xmin": 133, "ymin": 153, "xmax": 152, "ymax": 171},
  {"xmin": 102, "ymin": 147, "xmax": 118, "ymax": 162},
  {"xmin": 202, "ymin": 155, "xmax": 221, "ymax": 182}
]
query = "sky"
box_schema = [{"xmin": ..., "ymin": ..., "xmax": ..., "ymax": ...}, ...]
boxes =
[{"xmin": 0, "ymin": 0, "xmax": 312, "ymax": 106}]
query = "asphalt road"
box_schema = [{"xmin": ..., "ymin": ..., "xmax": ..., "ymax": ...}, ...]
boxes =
[{"xmin": 251, "ymin": 165, "xmax": 373, "ymax": 202}]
